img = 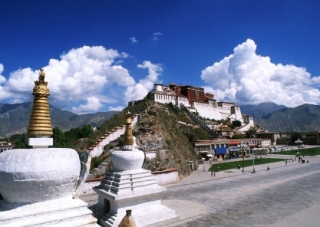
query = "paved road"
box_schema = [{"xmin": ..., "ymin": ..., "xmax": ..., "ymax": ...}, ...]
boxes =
[
  {"xmin": 162, "ymin": 157, "xmax": 320, "ymax": 227},
  {"xmin": 81, "ymin": 155, "xmax": 320, "ymax": 226}
]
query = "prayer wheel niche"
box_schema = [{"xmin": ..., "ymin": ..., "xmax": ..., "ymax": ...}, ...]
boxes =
[{"xmin": 28, "ymin": 68, "xmax": 53, "ymax": 138}]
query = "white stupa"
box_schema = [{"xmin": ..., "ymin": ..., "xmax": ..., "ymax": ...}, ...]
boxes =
[
  {"xmin": 92, "ymin": 111, "xmax": 178, "ymax": 227},
  {"xmin": 0, "ymin": 69, "xmax": 98, "ymax": 226}
]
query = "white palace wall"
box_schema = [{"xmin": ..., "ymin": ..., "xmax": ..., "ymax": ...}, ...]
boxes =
[
  {"xmin": 193, "ymin": 102, "xmax": 222, "ymax": 120},
  {"xmin": 177, "ymin": 96, "xmax": 189, "ymax": 108},
  {"xmin": 150, "ymin": 89, "xmax": 248, "ymax": 124},
  {"xmin": 153, "ymin": 93, "xmax": 176, "ymax": 105},
  {"xmin": 233, "ymin": 106, "xmax": 243, "ymax": 121}
]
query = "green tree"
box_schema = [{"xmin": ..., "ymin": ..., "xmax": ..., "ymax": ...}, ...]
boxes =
[
  {"xmin": 245, "ymin": 128, "xmax": 256, "ymax": 138},
  {"xmin": 9, "ymin": 133, "xmax": 28, "ymax": 148},
  {"xmin": 232, "ymin": 134, "xmax": 245, "ymax": 139},
  {"xmin": 232, "ymin": 120, "xmax": 242, "ymax": 128},
  {"xmin": 52, "ymin": 126, "xmax": 72, "ymax": 148},
  {"xmin": 167, "ymin": 102, "xmax": 179, "ymax": 114},
  {"xmin": 291, "ymin": 132, "xmax": 303, "ymax": 143}
]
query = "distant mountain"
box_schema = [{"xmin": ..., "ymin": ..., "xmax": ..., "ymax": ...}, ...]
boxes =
[
  {"xmin": 241, "ymin": 102, "xmax": 320, "ymax": 132},
  {"xmin": 240, "ymin": 102, "xmax": 286, "ymax": 119},
  {"xmin": 0, "ymin": 102, "xmax": 119, "ymax": 137}
]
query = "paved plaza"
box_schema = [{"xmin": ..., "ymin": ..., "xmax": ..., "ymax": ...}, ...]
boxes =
[
  {"xmin": 82, "ymin": 155, "xmax": 320, "ymax": 226},
  {"xmin": 162, "ymin": 156, "xmax": 320, "ymax": 227}
]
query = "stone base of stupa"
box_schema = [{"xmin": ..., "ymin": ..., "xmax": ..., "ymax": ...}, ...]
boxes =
[
  {"xmin": 93, "ymin": 169, "xmax": 178, "ymax": 227},
  {"xmin": 0, "ymin": 197, "xmax": 99, "ymax": 227}
]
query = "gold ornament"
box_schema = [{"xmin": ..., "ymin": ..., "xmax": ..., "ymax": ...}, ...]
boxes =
[
  {"xmin": 27, "ymin": 68, "xmax": 53, "ymax": 138},
  {"xmin": 123, "ymin": 111, "xmax": 133, "ymax": 146}
]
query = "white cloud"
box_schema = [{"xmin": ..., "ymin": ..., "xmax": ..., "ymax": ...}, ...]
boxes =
[
  {"xmin": 201, "ymin": 39, "xmax": 320, "ymax": 107},
  {"xmin": 0, "ymin": 46, "xmax": 135, "ymax": 112},
  {"xmin": 72, "ymin": 96, "xmax": 102, "ymax": 114},
  {"xmin": 129, "ymin": 37, "xmax": 138, "ymax": 43},
  {"xmin": 0, "ymin": 46, "xmax": 165, "ymax": 114},
  {"xmin": 108, "ymin": 106, "xmax": 124, "ymax": 111},
  {"xmin": 152, "ymin": 32, "xmax": 163, "ymax": 41},
  {"xmin": 153, "ymin": 32, "xmax": 162, "ymax": 36},
  {"xmin": 124, "ymin": 61, "xmax": 162, "ymax": 103},
  {"xmin": 0, "ymin": 64, "xmax": 5, "ymax": 84}
]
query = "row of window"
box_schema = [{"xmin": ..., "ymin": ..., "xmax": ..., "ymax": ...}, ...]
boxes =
[{"xmin": 154, "ymin": 93, "xmax": 188, "ymax": 101}]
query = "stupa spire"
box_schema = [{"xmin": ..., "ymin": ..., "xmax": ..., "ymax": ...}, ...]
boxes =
[
  {"xmin": 123, "ymin": 111, "xmax": 133, "ymax": 146},
  {"xmin": 27, "ymin": 68, "xmax": 53, "ymax": 138}
]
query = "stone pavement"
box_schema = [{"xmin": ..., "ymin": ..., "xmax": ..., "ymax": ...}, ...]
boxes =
[
  {"xmin": 81, "ymin": 155, "xmax": 320, "ymax": 226},
  {"xmin": 161, "ymin": 156, "xmax": 320, "ymax": 227},
  {"xmin": 164, "ymin": 155, "xmax": 298, "ymax": 188}
]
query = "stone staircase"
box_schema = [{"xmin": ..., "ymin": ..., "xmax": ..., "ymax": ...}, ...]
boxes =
[
  {"xmin": 0, "ymin": 198, "xmax": 98, "ymax": 227},
  {"xmin": 89, "ymin": 114, "xmax": 140, "ymax": 158}
]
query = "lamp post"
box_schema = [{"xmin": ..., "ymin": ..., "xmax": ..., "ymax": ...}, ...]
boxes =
[
  {"xmin": 241, "ymin": 143, "xmax": 247, "ymax": 173},
  {"xmin": 252, "ymin": 148, "xmax": 255, "ymax": 173},
  {"xmin": 295, "ymin": 138, "xmax": 303, "ymax": 162}
]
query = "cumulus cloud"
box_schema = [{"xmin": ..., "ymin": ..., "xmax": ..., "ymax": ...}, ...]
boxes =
[
  {"xmin": 72, "ymin": 96, "xmax": 102, "ymax": 114},
  {"xmin": 201, "ymin": 39, "xmax": 320, "ymax": 107},
  {"xmin": 0, "ymin": 64, "xmax": 5, "ymax": 84},
  {"xmin": 124, "ymin": 61, "xmax": 162, "ymax": 103},
  {"xmin": 0, "ymin": 46, "xmax": 135, "ymax": 114},
  {"xmin": 129, "ymin": 37, "xmax": 138, "ymax": 43},
  {"xmin": 108, "ymin": 106, "xmax": 124, "ymax": 111}
]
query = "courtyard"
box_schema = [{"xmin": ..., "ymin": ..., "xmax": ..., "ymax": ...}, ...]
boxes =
[{"xmin": 162, "ymin": 156, "xmax": 320, "ymax": 226}]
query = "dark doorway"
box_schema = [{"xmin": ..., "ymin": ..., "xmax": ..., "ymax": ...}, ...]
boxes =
[{"xmin": 104, "ymin": 199, "xmax": 110, "ymax": 214}]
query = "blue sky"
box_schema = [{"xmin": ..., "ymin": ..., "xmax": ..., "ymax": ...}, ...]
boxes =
[{"xmin": 0, "ymin": 0, "xmax": 320, "ymax": 114}]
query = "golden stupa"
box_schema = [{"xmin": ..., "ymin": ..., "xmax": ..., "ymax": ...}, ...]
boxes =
[
  {"xmin": 123, "ymin": 111, "xmax": 133, "ymax": 146},
  {"xmin": 27, "ymin": 68, "xmax": 53, "ymax": 138}
]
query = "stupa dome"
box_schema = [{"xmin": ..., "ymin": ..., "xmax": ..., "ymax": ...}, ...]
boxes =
[{"xmin": 0, "ymin": 148, "xmax": 80, "ymax": 203}]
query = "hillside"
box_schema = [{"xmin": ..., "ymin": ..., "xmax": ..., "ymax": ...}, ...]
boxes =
[
  {"xmin": 0, "ymin": 102, "xmax": 119, "ymax": 137},
  {"xmin": 241, "ymin": 102, "xmax": 320, "ymax": 132},
  {"xmin": 256, "ymin": 104, "xmax": 320, "ymax": 132},
  {"xmin": 240, "ymin": 102, "xmax": 286, "ymax": 119},
  {"xmin": 75, "ymin": 99, "xmax": 212, "ymax": 175}
]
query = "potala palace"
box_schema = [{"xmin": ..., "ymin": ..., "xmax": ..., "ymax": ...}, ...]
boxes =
[{"xmin": 142, "ymin": 83, "xmax": 254, "ymax": 131}]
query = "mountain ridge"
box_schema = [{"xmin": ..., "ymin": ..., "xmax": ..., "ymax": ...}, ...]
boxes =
[
  {"xmin": 241, "ymin": 102, "xmax": 320, "ymax": 132},
  {"xmin": 1, "ymin": 101, "xmax": 319, "ymax": 137},
  {"xmin": 0, "ymin": 102, "xmax": 119, "ymax": 137}
]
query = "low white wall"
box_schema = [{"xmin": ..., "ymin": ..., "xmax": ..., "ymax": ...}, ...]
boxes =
[
  {"xmin": 152, "ymin": 170, "xmax": 179, "ymax": 185},
  {"xmin": 146, "ymin": 152, "xmax": 156, "ymax": 159},
  {"xmin": 81, "ymin": 179, "xmax": 102, "ymax": 196}
]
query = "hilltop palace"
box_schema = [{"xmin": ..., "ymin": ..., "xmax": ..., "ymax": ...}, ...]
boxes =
[{"xmin": 138, "ymin": 83, "xmax": 254, "ymax": 130}]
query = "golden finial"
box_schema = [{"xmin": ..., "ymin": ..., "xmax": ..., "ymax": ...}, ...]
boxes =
[
  {"xmin": 27, "ymin": 68, "xmax": 53, "ymax": 138},
  {"xmin": 39, "ymin": 68, "xmax": 45, "ymax": 81},
  {"xmin": 123, "ymin": 111, "xmax": 133, "ymax": 146}
]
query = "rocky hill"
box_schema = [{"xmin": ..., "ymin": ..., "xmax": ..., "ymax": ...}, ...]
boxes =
[
  {"xmin": 0, "ymin": 102, "xmax": 118, "ymax": 137},
  {"xmin": 241, "ymin": 102, "xmax": 320, "ymax": 132},
  {"xmin": 75, "ymin": 100, "xmax": 211, "ymax": 176}
]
